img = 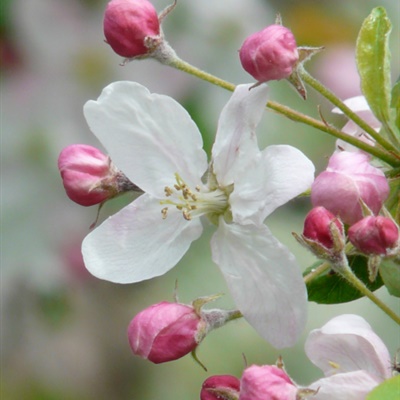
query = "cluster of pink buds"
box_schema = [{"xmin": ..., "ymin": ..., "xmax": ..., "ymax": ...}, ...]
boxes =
[
  {"xmin": 202, "ymin": 363, "xmax": 316, "ymax": 400},
  {"xmin": 295, "ymin": 150, "xmax": 398, "ymax": 277},
  {"xmin": 58, "ymin": 144, "xmax": 139, "ymax": 206},
  {"xmin": 201, "ymin": 313, "xmax": 395, "ymax": 399},
  {"xmin": 127, "ymin": 296, "xmax": 240, "ymax": 364}
]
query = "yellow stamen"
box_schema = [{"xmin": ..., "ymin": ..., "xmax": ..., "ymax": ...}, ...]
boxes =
[
  {"xmin": 328, "ymin": 361, "xmax": 340, "ymax": 370},
  {"xmin": 160, "ymin": 173, "xmax": 228, "ymax": 221}
]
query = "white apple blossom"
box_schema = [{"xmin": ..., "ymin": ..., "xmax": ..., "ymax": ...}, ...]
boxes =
[
  {"xmin": 305, "ymin": 314, "xmax": 392, "ymax": 399},
  {"xmin": 82, "ymin": 81, "xmax": 315, "ymax": 348}
]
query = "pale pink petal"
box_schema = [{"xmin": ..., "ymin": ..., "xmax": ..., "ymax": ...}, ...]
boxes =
[
  {"xmin": 332, "ymin": 96, "xmax": 371, "ymax": 114},
  {"xmin": 309, "ymin": 371, "xmax": 380, "ymax": 400},
  {"xmin": 211, "ymin": 83, "xmax": 269, "ymax": 186},
  {"xmin": 84, "ymin": 81, "xmax": 208, "ymax": 198},
  {"xmin": 311, "ymin": 152, "xmax": 389, "ymax": 224},
  {"xmin": 230, "ymin": 144, "xmax": 314, "ymax": 225},
  {"xmin": 240, "ymin": 364, "xmax": 298, "ymax": 400},
  {"xmin": 210, "ymin": 219, "xmax": 307, "ymax": 348},
  {"xmin": 82, "ymin": 194, "xmax": 203, "ymax": 283},
  {"xmin": 332, "ymin": 95, "xmax": 381, "ymax": 152},
  {"xmin": 305, "ymin": 314, "xmax": 391, "ymax": 381}
]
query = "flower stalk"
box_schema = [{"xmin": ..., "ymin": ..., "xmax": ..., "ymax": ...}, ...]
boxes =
[
  {"xmin": 166, "ymin": 57, "xmax": 400, "ymax": 166},
  {"xmin": 299, "ymin": 69, "xmax": 400, "ymax": 156},
  {"xmin": 335, "ymin": 262, "xmax": 400, "ymax": 325},
  {"xmin": 168, "ymin": 56, "xmax": 236, "ymax": 92}
]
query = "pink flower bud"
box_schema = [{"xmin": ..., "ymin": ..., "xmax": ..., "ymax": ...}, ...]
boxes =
[
  {"xmin": 303, "ymin": 207, "xmax": 344, "ymax": 249},
  {"xmin": 239, "ymin": 365, "xmax": 297, "ymax": 400},
  {"xmin": 311, "ymin": 151, "xmax": 389, "ymax": 225},
  {"xmin": 239, "ymin": 24, "xmax": 299, "ymax": 83},
  {"xmin": 201, "ymin": 375, "xmax": 240, "ymax": 400},
  {"xmin": 58, "ymin": 144, "xmax": 118, "ymax": 206},
  {"xmin": 103, "ymin": 0, "xmax": 160, "ymax": 58},
  {"xmin": 348, "ymin": 216, "xmax": 399, "ymax": 255},
  {"xmin": 128, "ymin": 301, "xmax": 207, "ymax": 364}
]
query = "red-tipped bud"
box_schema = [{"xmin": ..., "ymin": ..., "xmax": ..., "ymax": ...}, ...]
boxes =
[
  {"xmin": 239, "ymin": 365, "xmax": 298, "ymax": 400},
  {"xmin": 348, "ymin": 216, "xmax": 399, "ymax": 255},
  {"xmin": 128, "ymin": 301, "xmax": 208, "ymax": 364},
  {"xmin": 58, "ymin": 144, "xmax": 119, "ymax": 206},
  {"xmin": 201, "ymin": 375, "xmax": 240, "ymax": 400},
  {"xmin": 311, "ymin": 151, "xmax": 389, "ymax": 225},
  {"xmin": 303, "ymin": 207, "xmax": 344, "ymax": 249},
  {"xmin": 103, "ymin": 0, "xmax": 160, "ymax": 58},
  {"xmin": 239, "ymin": 24, "xmax": 298, "ymax": 83}
]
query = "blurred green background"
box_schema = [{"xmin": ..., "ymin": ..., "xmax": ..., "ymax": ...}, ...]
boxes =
[{"xmin": 2, "ymin": 0, "xmax": 399, "ymax": 399}]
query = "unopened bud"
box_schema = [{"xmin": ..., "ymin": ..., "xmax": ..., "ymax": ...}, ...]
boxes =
[
  {"xmin": 128, "ymin": 298, "xmax": 239, "ymax": 364},
  {"xmin": 103, "ymin": 0, "xmax": 160, "ymax": 58},
  {"xmin": 58, "ymin": 144, "xmax": 136, "ymax": 206},
  {"xmin": 128, "ymin": 301, "xmax": 205, "ymax": 363},
  {"xmin": 239, "ymin": 24, "xmax": 298, "ymax": 83},
  {"xmin": 201, "ymin": 375, "xmax": 240, "ymax": 400},
  {"xmin": 239, "ymin": 365, "xmax": 298, "ymax": 400},
  {"xmin": 303, "ymin": 207, "xmax": 344, "ymax": 249},
  {"xmin": 348, "ymin": 216, "xmax": 399, "ymax": 256},
  {"xmin": 311, "ymin": 151, "xmax": 389, "ymax": 225},
  {"xmin": 59, "ymin": 144, "xmax": 116, "ymax": 206}
]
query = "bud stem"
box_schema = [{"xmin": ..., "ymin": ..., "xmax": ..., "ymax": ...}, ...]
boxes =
[
  {"xmin": 303, "ymin": 243, "xmax": 400, "ymax": 325},
  {"xmin": 265, "ymin": 102, "xmax": 398, "ymax": 166},
  {"xmin": 168, "ymin": 56, "xmax": 236, "ymax": 92},
  {"xmin": 334, "ymin": 259, "xmax": 400, "ymax": 325},
  {"xmin": 336, "ymin": 267, "xmax": 400, "ymax": 325},
  {"xmin": 303, "ymin": 262, "xmax": 330, "ymax": 285},
  {"xmin": 164, "ymin": 56, "xmax": 400, "ymax": 167},
  {"xmin": 299, "ymin": 69, "xmax": 400, "ymax": 156}
]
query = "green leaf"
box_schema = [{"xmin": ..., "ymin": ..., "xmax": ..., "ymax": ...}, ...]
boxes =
[
  {"xmin": 304, "ymin": 256, "xmax": 383, "ymax": 304},
  {"xmin": 379, "ymin": 259, "xmax": 400, "ymax": 297},
  {"xmin": 385, "ymin": 175, "xmax": 400, "ymax": 223},
  {"xmin": 391, "ymin": 77, "xmax": 400, "ymax": 131},
  {"xmin": 367, "ymin": 376, "xmax": 400, "ymax": 400},
  {"xmin": 356, "ymin": 7, "xmax": 393, "ymax": 131}
]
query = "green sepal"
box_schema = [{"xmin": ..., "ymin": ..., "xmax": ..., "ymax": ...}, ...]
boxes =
[
  {"xmin": 356, "ymin": 7, "xmax": 393, "ymax": 134},
  {"xmin": 379, "ymin": 259, "xmax": 400, "ymax": 297},
  {"xmin": 366, "ymin": 375, "xmax": 400, "ymax": 400},
  {"xmin": 304, "ymin": 256, "xmax": 384, "ymax": 304}
]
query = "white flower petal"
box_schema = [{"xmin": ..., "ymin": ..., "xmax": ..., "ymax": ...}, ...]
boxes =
[
  {"xmin": 211, "ymin": 83, "xmax": 269, "ymax": 186},
  {"xmin": 82, "ymin": 194, "xmax": 203, "ymax": 283},
  {"xmin": 305, "ymin": 314, "xmax": 391, "ymax": 381},
  {"xmin": 211, "ymin": 219, "xmax": 307, "ymax": 348},
  {"xmin": 84, "ymin": 81, "xmax": 208, "ymax": 198},
  {"xmin": 308, "ymin": 371, "xmax": 380, "ymax": 400},
  {"xmin": 231, "ymin": 145, "xmax": 315, "ymax": 225}
]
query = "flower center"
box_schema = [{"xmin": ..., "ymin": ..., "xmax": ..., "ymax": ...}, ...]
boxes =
[{"xmin": 161, "ymin": 173, "xmax": 229, "ymax": 221}]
